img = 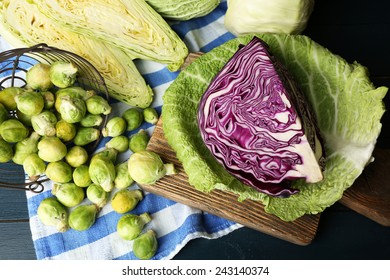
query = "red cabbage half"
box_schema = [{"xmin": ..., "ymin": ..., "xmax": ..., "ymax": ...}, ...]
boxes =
[{"xmin": 197, "ymin": 37, "xmax": 325, "ymax": 197}]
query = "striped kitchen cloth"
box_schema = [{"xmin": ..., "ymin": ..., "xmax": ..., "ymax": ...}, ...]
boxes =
[{"xmin": 0, "ymin": 0, "xmax": 243, "ymax": 260}]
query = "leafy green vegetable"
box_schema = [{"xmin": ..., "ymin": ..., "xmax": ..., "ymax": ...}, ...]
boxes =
[
  {"xmin": 23, "ymin": 153, "xmax": 46, "ymax": 177},
  {"xmin": 86, "ymin": 183, "xmax": 109, "ymax": 209},
  {"xmin": 197, "ymin": 36, "xmax": 325, "ymax": 197},
  {"xmin": 0, "ymin": 138, "xmax": 13, "ymax": 163},
  {"xmin": 132, "ymin": 229, "xmax": 158, "ymax": 260},
  {"xmin": 0, "ymin": 119, "xmax": 29, "ymax": 143},
  {"xmin": 224, "ymin": 0, "xmax": 314, "ymax": 35},
  {"xmin": 37, "ymin": 197, "xmax": 69, "ymax": 232},
  {"xmin": 30, "ymin": 0, "xmax": 188, "ymax": 71},
  {"xmin": 89, "ymin": 156, "xmax": 116, "ymax": 192},
  {"xmin": 69, "ymin": 204, "xmax": 99, "ymax": 231},
  {"xmin": 26, "ymin": 63, "xmax": 53, "ymax": 91},
  {"xmin": 145, "ymin": 0, "xmax": 219, "ymax": 21},
  {"xmin": 12, "ymin": 132, "xmax": 40, "ymax": 165},
  {"xmin": 162, "ymin": 34, "xmax": 388, "ymax": 221},
  {"xmin": 0, "ymin": 0, "xmax": 153, "ymax": 108},
  {"xmin": 117, "ymin": 213, "xmax": 151, "ymax": 241},
  {"xmin": 49, "ymin": 61, "xmax": 78, "ymax": 88}
]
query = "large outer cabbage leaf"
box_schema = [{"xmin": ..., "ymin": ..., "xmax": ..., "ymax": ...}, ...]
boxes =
[
  {"xmin": 162, "ymin": 34, "xmax": 388, "ymax": 221},
  {"xmin": 145, "ymin": 0, "xmax": 220, "ymax": 21},
  {"xmin": 0, "ymin": 0, "xmax": 153, "ymax": 108},
  {"xmin": 30, "ymin": 0, "xmax": 188, "ymax": 71}
]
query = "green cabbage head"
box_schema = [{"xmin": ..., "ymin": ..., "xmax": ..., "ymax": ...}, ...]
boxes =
[{"xmin": 30, "ymin": 0, "xmax": 188, "ymax": 71}]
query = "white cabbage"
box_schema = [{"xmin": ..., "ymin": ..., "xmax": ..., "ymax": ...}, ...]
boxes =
[
  {"xmin": 145, "ymin": 0, "xmax": 220, "ymax": 20},
  {"xmin": 30, "ymin": 0, "xmax": 188, "ymax": 71},
  {"xmin": 225, "ymin": 0, "xmax": 314, "ymax": 35}
]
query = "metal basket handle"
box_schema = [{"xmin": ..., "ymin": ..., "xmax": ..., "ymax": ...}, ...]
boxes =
[
  {"xmin": 0, "ymin": 43, "xmax": 50, "ymax": 61},
  {"xmin": 0, "ymin": 177, "xmax": 48, "ymax": 193}
]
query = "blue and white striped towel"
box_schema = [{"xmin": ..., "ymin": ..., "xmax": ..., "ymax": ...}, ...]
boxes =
[{"xmin": 1, "ymin": 1, "xmax": 243, "ymax": 260}]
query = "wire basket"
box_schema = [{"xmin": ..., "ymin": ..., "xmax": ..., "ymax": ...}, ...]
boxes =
[{"xmin": 0, "ymin": 43, "xmax": 110, "ymax": 193}]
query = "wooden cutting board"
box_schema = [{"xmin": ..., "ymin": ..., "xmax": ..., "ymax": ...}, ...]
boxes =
[{"xmin": 140, "ymin": 118, "xmax": 321, "ymax": 246}]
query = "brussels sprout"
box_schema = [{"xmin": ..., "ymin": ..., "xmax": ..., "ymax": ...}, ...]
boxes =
[
  {"xmin": 73, "ymin": 164, "xmax": 92, "ymax": 187},
  {"xmin": 26, "ymin": 63, "xmax": 53, "ymax": 91},
  {"xmin": 65, "ymin": 145, "xmax": 88, "ymax": 168},
  {"xmin": 0, "ymin": 138, "xmax": 13, "ymax": 162},
  {"xmin": 122, "ymin": 108, "xmax": 143, "ymax": 131},
  {"xmin": 40, "ymin": 91, "xmax": 56, "ymax": 110},
  {"xmin": 91, "ymin": 147, "xmax": 118, "ymax": 163},
  {"xmin": 114, "ymin": 161, "xmax": 134, "ymax": 189},
  {"xmin": 15, "ymin": 90, "xmax": 44, "ymax": 116},
  {"xmin": 37, "ymin": 197, "xmax": 69, "ymax": 232},
  {"xmin": 129, "ymin": 129, "xmax": 149, "ymax": 153},
  {"xmin": 111, "ymin": 189, "xmax": 143, "ymax": 214},
  {"xmin": 102, "ymin": 116, "xmax": 126, "ymax": 137},
  {"xmin": 143, "ymin": 107, "xmax": 158, "ymax": 125},
  {"xmin": 85, "ymin": 95, "xmax": 111, "ymax": 115},
  {"xmin": 49, "ymin": 61, "xmax": 78, "ymax": 88},
  {"xmin": 128, "ymin": 150, "xmax": 176, "ymax": 185},
  {"xmin": 80, "ymin": 113, "xmax": 104, "ymax": 127},
  {"xmin": 16, "ymin": 110, "xmax": 33, "ymax": 127},
  {"xmin": 105, "ymin": 135, "xmax": 129, "ymax": 153},
  {"xmin": 59, "ymin": 95, "xmax": 86, "ymax": 123},
  {"xmin": 89, "ymin": 156, "xmax": 116, "ymax": 192},
  {"xmin": 54, "ymin": 86, "xmax": 90, "ymax": 112},
  {"xmin": 86, "ymin": 183, "xmax": 109, "ymax": 208},
  {"xmin": 0, "ymin": 103, "xmax": 9, "ymax": 125},
  {"xmin": 45, "ymin": 161, "xmax": 73, "ymax": 183},
  {"xmin": 23, "ymin": 153, "xmax": 46, "ymax": 178},
  {"xmin": 12, "ymin": 131, "xmax": 40, "ymax": 165},
  {"xmin": 0, "ymin": 87, "xmax": 23, "ymax": 110},
  {"xmin": 73, "ymin": 127, "xmax": 100, "ymax": 146},
  {"xmin": 31, "ymin": 110, "xmax": 57, "ymax": 136},
  {"xmin": 133, "ymin": 230, "xmax": 158, "ymax": 260},
  {"xmin": 117, "ymin": 212, "xmax": 151, "ymax": 241},
  {"xmin": 52, "ymin": 182, "xmax": 85, "ymax": 207},
  {"xmin": 0, "ymin": 119, "xmax": 29, "ymax": 143},
  {"xmin": 37, "ymin": 136, "xmax": 67, "ymax": 162},
  {"xmin": 55, "ymin": 119, "xmax": 77, "ymax": 142},
  {"xmin": 69, "ymin": 204, "xmax": 99, "ymax": 231}
]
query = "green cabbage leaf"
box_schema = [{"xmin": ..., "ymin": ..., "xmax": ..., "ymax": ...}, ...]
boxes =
[
  {"xmin": 162, "ymin": 34, "xmax": 388, "ymax": 221},
  {"xmin": 145, "ymin": 0, "xmax": 220, "ymax": 21}
]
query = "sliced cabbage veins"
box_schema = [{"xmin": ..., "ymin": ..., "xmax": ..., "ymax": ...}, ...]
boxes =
[{"xmin": 197, "ymin": 37, "xmax": 325, "ymax": 197}]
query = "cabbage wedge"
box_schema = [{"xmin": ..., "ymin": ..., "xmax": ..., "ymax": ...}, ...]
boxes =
[
  {"xmin": 0, "ymin": 0, "xmax": 153, "ymax": 108},
  {"xmin": 30, "ymin": 0, "xmax": 188, "ymax": 71},
  {"xmin": 145, "ymin": 0, "xmax": 220, "ymax": 20}
]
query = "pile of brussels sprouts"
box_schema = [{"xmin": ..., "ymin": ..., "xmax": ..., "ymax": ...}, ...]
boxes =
[{"xmin": 0, "ymin": 60, "xmax": 174, "ymax": 259}]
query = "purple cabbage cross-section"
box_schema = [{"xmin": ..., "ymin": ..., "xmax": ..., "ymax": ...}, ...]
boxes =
[{"xmin": 198, "ymin": 37, "xmax": 325, "ymax": 198}]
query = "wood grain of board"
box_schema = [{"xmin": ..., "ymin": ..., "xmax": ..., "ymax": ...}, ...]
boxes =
[{"xmin": 139, "ymin": 118, "xmax": 321, "ymax": 246}]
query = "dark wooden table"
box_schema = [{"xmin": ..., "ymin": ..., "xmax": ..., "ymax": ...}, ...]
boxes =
[{"xmin": 1, "ymin": 0, "xmax": 390, "ymax": 260}]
